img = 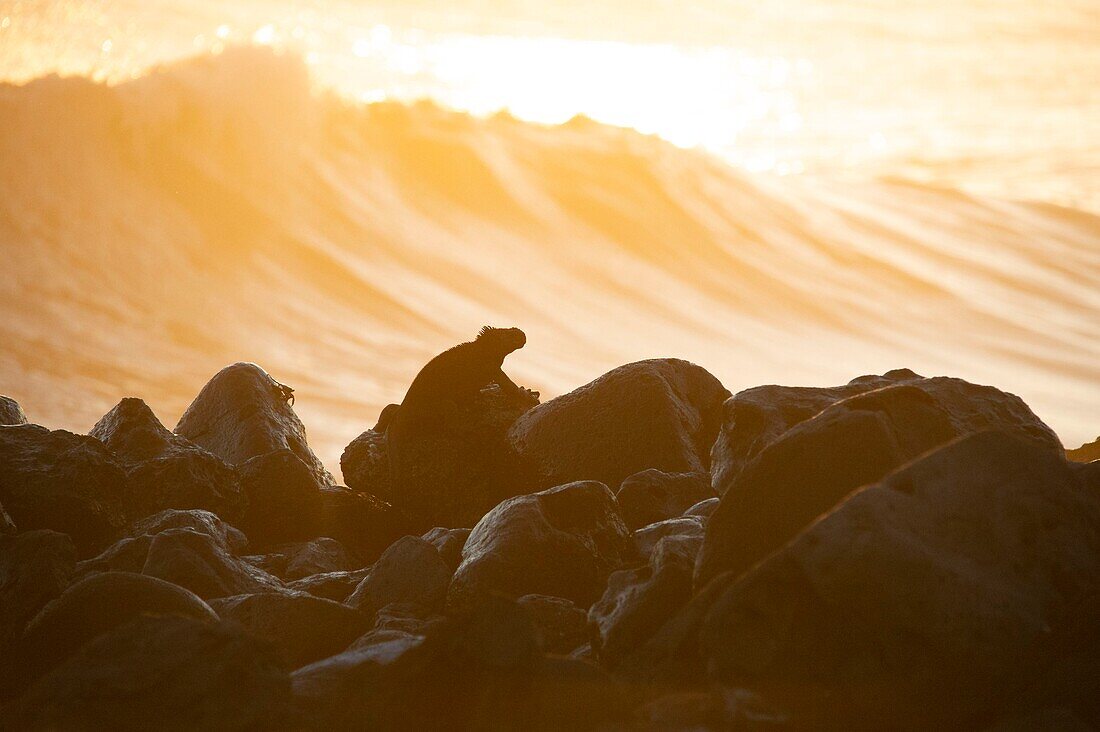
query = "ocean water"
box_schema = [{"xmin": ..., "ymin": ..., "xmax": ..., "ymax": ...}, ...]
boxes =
[{"xmin": 0, "ymin": 1, "xmax": 1098, "ymax": 473}]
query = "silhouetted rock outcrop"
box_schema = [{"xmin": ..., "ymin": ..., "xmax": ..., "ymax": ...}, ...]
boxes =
[
  {"xmin": 448, "ymin": 481, "xmax": 632, "ymax": 612},
  {"xmin": 244, "ymin": 536, "xmax": 354, "ymax": 581},
  {"xmin": 346, "ymin": 386, "xmax": 539, "ymax": 530},
  {"xmin": 509, "ymin": 359, "xmax": 729, "ymax": 491},
  {"xmin": 1068, "ymin": 437, "xmax": 1100, "ymax": 463},
  {"xmin": 140, "ymin": 527, "xmax": 285, "ymax": 600},
  {"xmin": 13, "ymin": 572, "xmax": 218, "ymax": 691},
  {"xmin": 174, "ymin": 362, "xmax": 333, "ymax": 485},
  {"xmin": 348, "ymin": 535, "xmax": 453, "ymax": 616},
  {"xmin": 318, "ymin": 485, "xmax": 415, "ymax": 565},
  {"xmin": 0, "ymin": 396, "xmax": 27, "ymax": 426},
  {"xmin": 6, "ymin": 615, "xmax": 296, "ymax": 730},
  {"xmin": 210, "ymin": 592, "xmax": 372, "ymax": 669},
  {"xmin": 697, "ymin": 376, "xmax": 1065, "ymax": 587},
  {"xmin": 91, "ymin": 398, "xmax": 244, "ymax": 522},
  {"xmin": 236, "ymin": 448, "xmax": 323, "ymax": 548},
  {"xmin": 0, "ymin": 425, "xmax": 128, "ymax": 557},
  {"xmin": 694, "ymin": 432, "xmax": 1100, "ymax": 729}
]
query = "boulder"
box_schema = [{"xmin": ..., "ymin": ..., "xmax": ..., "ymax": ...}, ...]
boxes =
[
  {"xmin": 340, "ymin": 414, "xmax": 392, "ymax": 497},
  {"xmin": 6, "ymin": 615, "xmax": 296, "ymax": 730},
  {"xmin": 589, "ymin": 535, "xmax": 697, "ymax": 670},
  {"xmin": 634, "ymin": 516, "xmax": 705, "ymax": 559},
  {"xmin": 287, "ymin": 568, "xmax": 371, "ymax": 603},
  {"xmin": 236, "ymin": 449, "xmax": 323, "ymax": 548},
  {"xmin": 517, "ymin": 594, "xmax": 589, "ymax": 655},
  {"xmin": 245, "ymin": 537, "xmax": 353, "ymax": 581},
  {"xmin": 174, "ymin": 362, "xmax": 332, "ymax": 485},
  {"xmin": 210, "ymin": 593, "xmax": 372, "ymax": 669},
  {"xmin": 361, "ymin": 386, "xmax": 539, "ymax": 529},
  {"xmin": 132, "ymin": 508, "xmax": 248, "ymax": 554},
  {"xmin": 141, "ymin": 527, "xmax": 285, "ymax": 600},
  {"xmin": 74, "ymin": 534, "xmax": 156, "ymax": 579},
  {"xmin": 14, "ymin": 572, "xmax": 218, "ymax": 689},
  {"xmin": 370, "ymin": 601, "xmax": 446, "ymax": 637},
  {"xmin": 421, "ymin": 526, "xmax": 471, "ymax": 570},
  {"xmin": 448, "ymin": 481, "xmax": 632, "ymax": 611},
  {"xmin": 696, "ymin": 432, "xmax": 1100, "ymax": 729},
  {"xmin": 697, "ymin": 378, "xmax": 1062, "ymax": 587},
  {"xmin": 616, "ymin": 469, "xmax": 714, "ymax": 531},
  {"xmin": 0, "ymin": 501, "xmax": 14, "ymax": 534},
  {"xmin": 318, "ymin": 485, "xmax": 414, "ymax": 565},
  {"xmin": 708, "ymin": 369, "xmax": 919, "ymax": 494},
  {"xmin": 347, "ymin": 536, "xmax": 453, "ymax": 616},
  {"xmin": 683, "ymin": 496, "xmax": 719, "ymax": 520},
  {"xmin": 509, "ymin": 359, "xmax": 729, "ymax": 491},
  {"xmin": 0, "ymin": 530, "xmax": 75, "ymax": 691},
  {"xmin": 90, "ymin": 397, "xmax": 198, "ymax": 463},
  {"xmin": 0, "ymin": 425, "xmax": 128, "ymax": 557},
  {"xmin": 1068, "ymin": 437, "xmax": 1100, "ymax": 463},
  {"xmin": 0, "ymin": 396, "xmax": 27, "ymax": 426}
]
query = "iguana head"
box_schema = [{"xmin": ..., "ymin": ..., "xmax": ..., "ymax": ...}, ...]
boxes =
[{"xmin": 476, "ymin": 326, "xmax": 526, "ymax": 355}]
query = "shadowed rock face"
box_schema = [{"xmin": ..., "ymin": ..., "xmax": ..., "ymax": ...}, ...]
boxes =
[
  {"xmin": 0, "ymin": 425, "xmax": 129, "ymax": 557},
  {"xmin": 348, "ymin": 535, "xmax": 453, "ymax": 616},
  {"xmin": 13, "ymin": 572, "xmax": 219, "ymax": 691},
  {"xmin": 6, "ymin": 615, "xmax": 296, "ymax": 730},
  {"xmin": 175, "ymin": 362, "xmax": 333, "ymax": 486},
  {"xmin": 0, "ymin": 396, "xmax": 28, "ymax": 426},
  {"xmin": 616, "ymin": 469, "xmax": 714, "ymax": 531},
  {"xmin": 696, "ymin": 376, "xmax": 1065, "ymax": 588},
  {"xmin": 448, "ymin": 481, "xmax": 632, "ymax": 612},
  {"xmin": 696, "ymin": 432, "xmax": 1100, "ymax": 729},
  {"xmin": 1068, "ymin": 437, "xmax": 1100, "ymax": 463},
  {"xmin": 509, "ymin": 359, "xmax": 730, "ymax": 492},
  {"xmin": 346, "ymin": 386, "xmax": 539, "ymax": 530},
  {"xmin": 93, "ymin": 398, "xmax": 245, "ymax": 523},
  {"xmin": 140, "ymin": 527, "xmax": 285, "ymax": 600}
]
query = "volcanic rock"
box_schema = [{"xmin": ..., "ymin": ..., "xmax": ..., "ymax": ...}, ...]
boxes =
[
  {"xmin": 509, "ymin": 359, "xmax": 729, "ymax": 491},
  {"xmin": 1068, "ymin": 437, "xmax": 1100, "ymax": 463},
  {"xmin": 634, "ymin": 516, "xmax": 705, "ymax": 559},
  {"xmin": 210, "ymin": 592, "xmax": 372, "ymax": 669},
  {"xmin": 174, "ymin": 362, "xmax": 332, "ymax": 485},
  {"xmin": 0, "ymin": 396, "xmax": 27, "ymax": 426},
  {"xmin": 7, "ymin": 615, "xmax": 295, "ymax": 730},
  {"xmin": 448, "ymin": 480, "xmax": 632, "ymax": 611},
  {"xmin": 287, "ymin": 567, "xmax": 371, "ymax": 603},
  {"xmin": 697, "ymin": 431, "xmax": 1100, "ymax": 728},
  {"xmin": 245, "ymin": 536, "xmax": 353, "ymax": 581},
  {"xmin": 236, "ymin": 448, "xmax": 323, "ymax": 548},
  {"xmin": 421, "ymin": 526, "xmax": 471, "ymax": 570},
  {"xmin": 348, "ymin": 535, "xmax": 452, "ymax": 616},
  {"xmin": 616, "ymin": 469, "xmax": 714, "ymax": 531},
  {"xmin": 518, "ymin": 594, "xmax": 590, "ymax": 655},
  {"xmin": 141, "ymin": 527, "xmax": 284, "ymax": 600},
  {"xmin": 318, "ymin": 485, "xmax": 415, "ymax": 564},
  {"xmin": 0, "ymin": 425, "xmax": 128, "ymax": 557}
]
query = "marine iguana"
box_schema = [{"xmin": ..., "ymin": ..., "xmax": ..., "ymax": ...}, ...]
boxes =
[{"xmin": 389, "ymin": 326, "xmax": 533, "ymax": 431}]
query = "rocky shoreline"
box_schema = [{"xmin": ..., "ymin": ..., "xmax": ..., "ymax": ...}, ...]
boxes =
[{"xmin": 1, "ymin": 360, "xmax": 1097, "ymax": 730}]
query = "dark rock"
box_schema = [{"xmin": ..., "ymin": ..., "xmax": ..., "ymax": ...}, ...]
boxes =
[
  {"xmin": 14, "ymin": 572, "xmax": 218, "ymax": 689},
  {"xmin": 371, "ymin": 601, "xmax": 446, "ymax": 637},
  {"xmin": 0, "ymin": 396, "xmax": 27, "ymax": 426},
  {"xmin": 448, "ymin": 481, "xmax": 632, "ymax": 612},
  {"xmin": 696, "ymin": 377, "xmax": 1059, "ymax": 587},
  {"xmin": 634, "ymin": 516, "xmax": 705, "ymax": 559},
  {"xmin": 616, "ymin": 469, "xmax": 714, "ymax": 531},
  {"xmin": 293, "ymin": 595, "xmax": 628, "ymax": 730},
  {"xmin": 683, "ymin": 496, "xmax": 719, "ymax": 520},
  {"xmin": 0, "ymin": 530, "xmax": 75, "ymax": 691},
  {"xmin": 141, "ymin": 527, "xmax": 285, "ymax": 600},
  {"xmin": 708, "ymin": 369, "xmax": 919, "ymax": 494},
  {"xmin": 421, "ymin": 526, "xmax": 471, "ymax": 570},
  {"xmin": 366, "ymin": 385, "xmax": 540, "ymax": 529},
  {"xmin": 7, "ymin": 615, "xmax": 296, "ymax": 730},
  {"xmin": 287, "ymin": 568, "xmax": 371, "ymax": 603},
  {"xmin": 340, "ymin": 420, "xmax": 391, "ymax": 497},
  {"xmin": 0, "ymin": 425, "xmax": 129, "ymax": 557},
  {"xmin": 637, "ymin": 687, "xmax": 789, "ymax": 729},
  {"xmin": 318, "ymin": 485, "xmax": 414, "ymax": 565},
  {"xmin": 74, "ymin": 534, "xmax": 155, "ymax": 579},
  {"xmin": 696, "ymin": 432, "xmax": 1100, "ymax": 729},
  {"xmin": 174, "ymin": 362, "xmax": 332, "ymax": 485},
  {"xmin": 132, "ymin": 508, "xmax": 248, "ymax": 554},
  {"xmin": 0, "ymin": 501, "xmax": 14, "ymax": 534},
  {"xmin": 509, "ymin": 359, "xmax": 729, "ymax": 491},
  {"xmin": 517, "ymin": 594, "xmax": 589, "ymax": 654},
  {"xmin": 589, "ymin": 535, "xmax": 697, "ymax": 670},
  {"xmin": 236, "ymin": 449, "xmax": 323, "ymax": 548},
  {"xmin": 245, "ymin": 537, "xmax": 353, "ymax": 581},
  {"xmin": 90, "ymin": 397, "xmax": 195, "ymax": 463},
  {"xmin": 347, "ymin": 536, "xmax": 452, "ymax": 616},
  {"xmin": 1068, "ymin": 437, "xmax": 1100, "ymax": 463},
  {"xmin": 210, "ymin": 592, "xmax": 372, "ymax": 670}
]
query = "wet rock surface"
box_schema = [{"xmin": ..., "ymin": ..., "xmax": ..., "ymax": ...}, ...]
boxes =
[
  {"xmin": 0, "ymin": 396, "xmax": 28, "ymax": 426},
  {"xmin": 1, "ymin": 362, "xmax": 1097, "ymax": 730},
  {"xmin": 509, "ymin": 359, "xmax": 729, "ymax": 491}
]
